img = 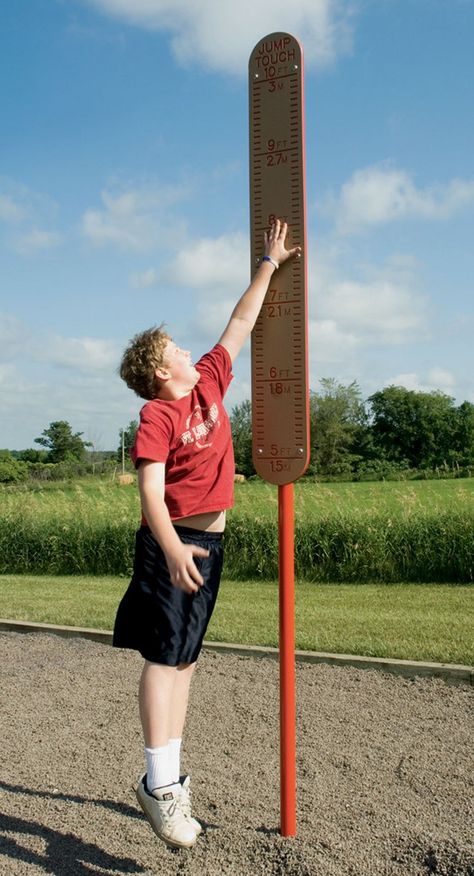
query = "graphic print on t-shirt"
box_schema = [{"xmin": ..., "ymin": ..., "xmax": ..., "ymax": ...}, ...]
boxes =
[{"xmin": 180, "ymin": 402, "xmax": 220, "ymax": 449}]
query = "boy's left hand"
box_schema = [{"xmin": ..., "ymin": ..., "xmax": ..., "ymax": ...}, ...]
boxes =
[{"xmin": 264, "ymin": 218, "xmax": 301, "ymax": 266}]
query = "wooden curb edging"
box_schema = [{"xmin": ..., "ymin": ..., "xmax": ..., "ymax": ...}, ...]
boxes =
[{"xmin": 1, "ymin": 618, "xmax": 472, "ymax": 687}]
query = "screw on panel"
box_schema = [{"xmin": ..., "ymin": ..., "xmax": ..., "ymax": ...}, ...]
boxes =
[
  {"xmin": 254, "ymin": 73, "xmax": 259, "ymax": 79},
  {"xmin": 257, "ymin": 448, "xmax": 263, "ymax": 454},
  {"xmin": 298, "ymin": 448, "xmax": 304, "ymax": 454}
]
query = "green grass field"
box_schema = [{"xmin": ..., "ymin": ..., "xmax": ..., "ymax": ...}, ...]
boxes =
[{"xmin": 0, "ymin": 575, "xmax": 472, "ymax": 665}]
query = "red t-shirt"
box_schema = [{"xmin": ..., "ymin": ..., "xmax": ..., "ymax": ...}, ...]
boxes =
[{"xmin": 131, "ymin": 343, "xmax": 235, "ymax": 521}]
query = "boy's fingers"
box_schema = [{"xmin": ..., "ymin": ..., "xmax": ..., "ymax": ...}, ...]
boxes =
[
  {"xmin": 173, "ymin": 570, "xmax": 198, "ymax": 593},
  {"xmin": 187, "ymin": 556, "xmax": 205, "ymax": 586},
  {"xmin": 283, "ymin": 245, "xmax": 301, "ymax": 258},
  {"xmin": 183, "ymin": 567, "xmax": 201, "ymax": 591},
  {"xmin": 191, "ymin": 545, "xmax": 210, "ymax": 557}
]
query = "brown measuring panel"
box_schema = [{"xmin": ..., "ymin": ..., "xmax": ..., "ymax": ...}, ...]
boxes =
[{"xmin": 249, "ymin": 32, "xmax": 310, "ymax": 485}]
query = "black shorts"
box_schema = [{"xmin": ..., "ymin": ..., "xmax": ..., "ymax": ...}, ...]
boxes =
[{"xmin": 113, "ymin": 526, "xmax": 224, "ymax": 666}]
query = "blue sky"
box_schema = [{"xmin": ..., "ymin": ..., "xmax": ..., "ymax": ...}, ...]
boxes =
[{"xmin": 1, "ymin": 0, "xmax": 473, "ymax": 451}]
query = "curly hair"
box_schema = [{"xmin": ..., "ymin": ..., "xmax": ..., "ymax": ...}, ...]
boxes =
[{"xmin": 119, "ymin": 324, "xmax": 171, "ymax": 400}]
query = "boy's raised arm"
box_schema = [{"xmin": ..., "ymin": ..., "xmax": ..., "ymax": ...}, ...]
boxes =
[{"xmin": 218, "ymin": 219, "xmax": 301, "ymax": 364}]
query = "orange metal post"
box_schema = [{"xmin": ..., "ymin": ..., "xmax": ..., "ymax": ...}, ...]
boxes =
[{"xmin": 278, "ymin": 482, "xmax": 297, "ymax": 836}]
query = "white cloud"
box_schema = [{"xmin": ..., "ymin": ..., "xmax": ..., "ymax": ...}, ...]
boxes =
[
  {"xmin": 81, "ymin": 183, "xmax": 190, "ymax": 251},
  {"xmin": 225, "ymin": 376, "xmax": 252, "ymax": 413},
  {"xmin": 0, "ymin": 361, "xmax": 50, "ymax": 433},
  {"xmin": 384, "ymin": 372, "xmax": 427, "ymax": 392},
  {"xmin": 313, "ymin": 248, "xmax": 427, "ymax": 347},
  {"xmin": 0, "ymin": 194, "xmax": 25, "ymax": 223},
  {"xmin": 0, "ymin": 314, "xmax": 130, "ymax": 448},
  {"xmin": 0, "ymin": 312, "xmax": 119, "ymax": 375},
  {"xmin": 168, "ymin": 232, "xmax": 249, "ymax": 289},
  {"xmin": 0, "ymin": 179, "xmax": 59, "ymax": 224},
  {"xmin": 129, "ymin": 268, "xmax": 159, "ymax": 288},
  {"xmin": 0, "ymin": 181, "xmax": 63, "ymax": 255},
  {"xmin": 385, "ymin": 368, "xmax": 457, "ymax": 395},
  {"xmin": 162, "ymin": 230, "xmax": 427, "ymax": 362},
  {"xmin": 309, "ymin": 317, "xmax": 359, "ymax": 363},
  {"xmin": 86, "ymin": 0, "xmax": 356, "ymax": 74},
  {"xmin": 162, "ymin": 231, "xmax": 251, "ymax": 341},
  {"xmin": 0, "ymin": 362, "xmax": 19, "ymax": 387},
  {"xmin": 330, "ymin": 163, "xmax": 474, "ymax": 234},
  {"xmin": 0, "ymin": 314, "xmax": 32, "ymax": 359},
  {"xmin": 0, "ymin": 360, "xmax": 139, "ymax": 450},
  {"xmin": 427, "ymin": 367, "xmax": 456, "ymax": 389},
  {"xmin": 40, "ymin": 335, "xmax": 119, "ymax": 372},
  {"xmin": 321, "ymin": 279, "xmax": 426, "ymax": 344},
  {"xmin": 12, "ymin": 228, "xmax": 63, "ymax": 255}
]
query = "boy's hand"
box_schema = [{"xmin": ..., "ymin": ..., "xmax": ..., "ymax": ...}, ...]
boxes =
[
  {"xmin": 264, "ymin": 218, "xmax": 301, "ymax": 267},
  {"xmin": 165, "ymin": 543, "xmax": 210, "ymax": 594}
]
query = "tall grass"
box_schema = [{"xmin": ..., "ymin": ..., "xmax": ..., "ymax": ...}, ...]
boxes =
[
  {"xmin": 1, "ymin": 480, "xmax": 473, "ymax": 581},
  {"xmin": 223, "ymin": 510, "xmax": 474, "ymax": 582},
  {"xmin": 0, "ymin": 483, "xmax": 137, "ymax": 576}
]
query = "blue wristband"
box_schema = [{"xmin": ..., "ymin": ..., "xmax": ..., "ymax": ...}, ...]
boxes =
[{"xmin": 262, "ymin": 255, "xmax": 279, "ymax": 269}]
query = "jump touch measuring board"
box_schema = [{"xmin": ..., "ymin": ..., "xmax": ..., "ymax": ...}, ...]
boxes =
[{"xmin": 249, "ymin": 32, "xmax": 309, "ymax": 484}]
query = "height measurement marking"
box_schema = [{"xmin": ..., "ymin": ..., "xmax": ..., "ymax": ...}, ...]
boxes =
[
  {"xmin": 253, "ymin": 72, "xmax": 300, "ymax": 84},
  {"xmin": 249, "ymin": 32, "xmax": 309, "ymax": 486}
]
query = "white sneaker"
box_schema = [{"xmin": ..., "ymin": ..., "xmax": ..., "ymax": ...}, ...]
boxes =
[
  {"xmin": 135, "ymin": 773, "xmax": 196, "ymax": 850},
  {"xmin": 179, "ymin": 775, "xmax": 202, "ymax": 836}
]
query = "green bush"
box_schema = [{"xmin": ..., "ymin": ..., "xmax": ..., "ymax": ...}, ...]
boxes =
[
  {"xmin": 0, "ymin": 458, "xmax": 29, "ymax": 484},
  {"xmin": 26, "ymin": 460, "xmax": 118, "ymax": 481}
]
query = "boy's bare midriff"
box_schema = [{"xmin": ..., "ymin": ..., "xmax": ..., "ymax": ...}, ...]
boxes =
[{"xmin": 172, "ymin": 510, "xmax": 226, "ymax": 533}]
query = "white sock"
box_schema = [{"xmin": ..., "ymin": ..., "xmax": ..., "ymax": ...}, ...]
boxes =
[
  {"xmin": 168, "ymin": 737, "xmax": 182, "ymax": 784},
  {"xmin": 145, "ymin": 744, "xmax": 173, "ymax": 791}
]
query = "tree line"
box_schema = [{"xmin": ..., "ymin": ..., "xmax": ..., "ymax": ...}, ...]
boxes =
[
  {"xmin": 1, "ymin": 382, "xmax": 473, "ymax": 484},
  {"xmin": 1, "ymin": 421, "xmax": 120, "ymax": 483},
  {"xmin": 231, "ymin": 381, "xmax": 474, "ymax": 479}
]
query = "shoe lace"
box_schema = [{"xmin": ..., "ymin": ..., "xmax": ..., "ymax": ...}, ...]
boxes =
[
  {"xmin": 179, "ymin": 781, "xmax": 193, "ymax": 815},
  {"xmin": 164, "ymin": 798, "xmax": 180, "ymax": 821}
]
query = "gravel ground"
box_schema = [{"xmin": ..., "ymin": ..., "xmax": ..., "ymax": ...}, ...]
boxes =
[{"xmin": 1, "ymin": 631, "xmax": 473, "ymax": 876}]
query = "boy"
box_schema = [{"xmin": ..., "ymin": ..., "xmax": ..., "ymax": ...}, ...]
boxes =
[{"xmin": 113, "ymin": 219, "xmax": 300, "ymax": 849}]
